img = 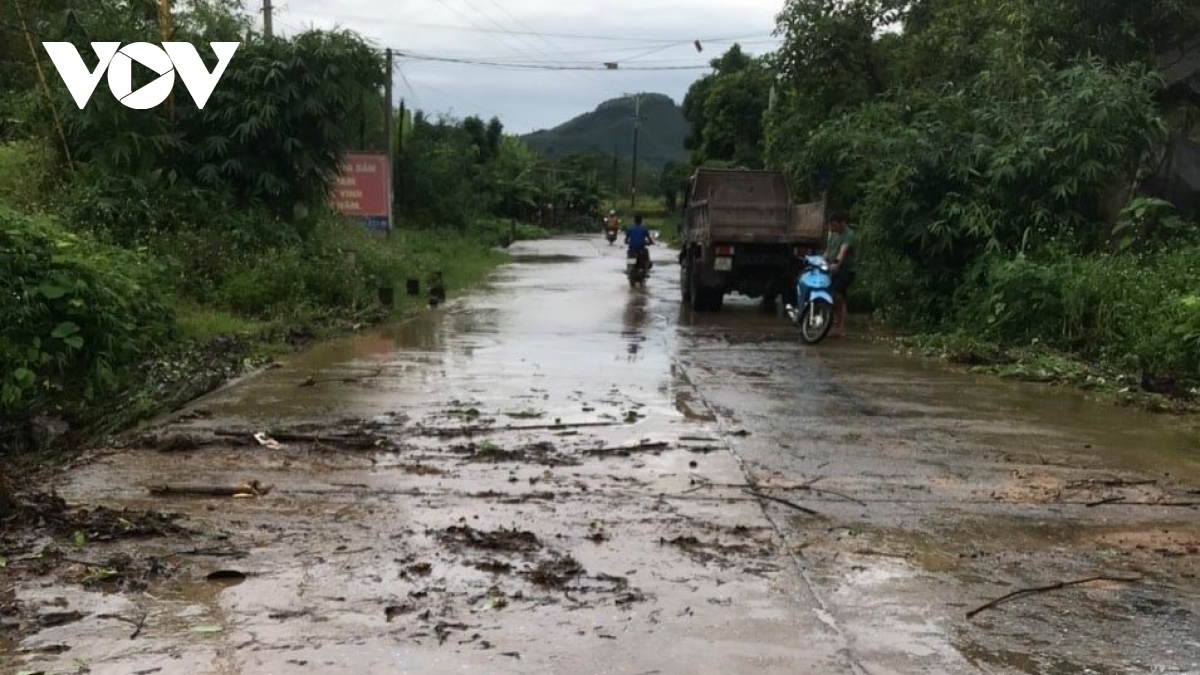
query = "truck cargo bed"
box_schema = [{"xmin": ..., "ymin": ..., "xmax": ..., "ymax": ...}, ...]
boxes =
[{"xmin": 685, "ymin": 169, "xmax": 825, "ymax": 244}]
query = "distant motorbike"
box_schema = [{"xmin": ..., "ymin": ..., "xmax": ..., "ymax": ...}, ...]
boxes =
[
  {"xmin": 605, "ymin": 228, "xmax": 618, "ymax": 245},
  {"xmin": 627, "ymin": 247, "xmax": 650, "ymax": 287},
  {"xmin": 785, "ymin": 255, "xmax": 834, "ymax": 343}
]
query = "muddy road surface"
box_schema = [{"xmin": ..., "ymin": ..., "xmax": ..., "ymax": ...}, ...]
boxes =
[{"xmin": 4, "ymin": 236, "xmax": 1200, "ymax": 675}]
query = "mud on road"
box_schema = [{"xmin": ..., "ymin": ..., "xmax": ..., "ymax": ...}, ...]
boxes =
[{"xmin": 4, "ymin": 237, "xmax": 1200, "ymax": 675}]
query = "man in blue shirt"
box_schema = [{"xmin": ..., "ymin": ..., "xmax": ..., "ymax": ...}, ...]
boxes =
[{"xmin": 625, "ymin": 214, "xmax": 654, "ymax": 270}]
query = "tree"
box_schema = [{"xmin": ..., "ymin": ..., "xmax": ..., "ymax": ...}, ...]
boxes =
[
  {"xmin": 682, "ymin": 45, "xmax": 771, "ymax": 168},
  {"xmin": 656, "ymin": 161, "xmax": 690, "ymax": 213}
]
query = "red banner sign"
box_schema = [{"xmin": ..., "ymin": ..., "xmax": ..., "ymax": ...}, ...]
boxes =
[{"xmin": 334, "ymin": 152, "xmax": 390, "ymax": 232}]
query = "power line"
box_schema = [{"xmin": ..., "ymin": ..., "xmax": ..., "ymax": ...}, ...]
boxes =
[
  {"xmin": 395, "ymin": 61, "xmax": 421, "ymax": 106},
  {"xmin": 475, "ymin": 0, "xmax": 620, "ymax": 97},
  {"xmin": 621, "ymin": 42, "xmax": 685, "ymax": 62},
  {"xmin": 457, "ymin": 0, "xmax": 616, "ymax": 97},
  {"xmin": 431, "ymin": 0, "xmax": 602, "ymax": 99},
  {"xmin": 393, "ymin": 50, "xmax": 711, "ymax": 70},
  {"xmin": 421, "ymin": 38, "xmax": 781, "ymax": 64},
  {"xmin": 280, "ymin": 9, "xmax": 770, "ymax": 45}
]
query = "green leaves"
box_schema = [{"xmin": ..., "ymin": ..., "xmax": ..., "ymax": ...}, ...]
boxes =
[{"xmin": 1, "ymin": 208, "xmax": 173, "ymax": 413}]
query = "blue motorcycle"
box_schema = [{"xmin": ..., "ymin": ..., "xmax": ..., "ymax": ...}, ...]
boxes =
[{"xmin": 785, "ymin": 255, "xmax": 835, "ymax": 344}]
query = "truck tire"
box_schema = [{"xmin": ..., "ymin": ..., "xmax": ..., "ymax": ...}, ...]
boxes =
[
  {"xmin": 681, "ymin": 258, "xmax": 693, "ymax": 303},
  {"xmin": 708, "ymin": 290, "xmax": 724, "ymax": 312},
  {"xmin": 689, "ymin": 269, "xmax": 709, "ymax": 312}
]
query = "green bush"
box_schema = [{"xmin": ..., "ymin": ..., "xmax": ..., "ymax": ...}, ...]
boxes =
[
  {"xmin": 956, "ymin": 247, "xmax": 1200, "ymax": 380},
  {"xmin": 0, "ymin": 141, "xmax": 55, "ymax": 213},
  {"xmin": 217, "ymin": 245, "xmax": 369, "ymax": 318},
  {"xmin": 0, "ymin": 207, "xmax": 174, "ymax": 411}
]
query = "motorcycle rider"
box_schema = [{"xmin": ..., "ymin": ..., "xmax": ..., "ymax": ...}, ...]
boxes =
[
  {"xmin": 603, "ymin": 210, "xmax": 620, "ymax": 235},
  {"xmin": 625, "ymin": 213, "xmax": 654, "ymax": 272}
]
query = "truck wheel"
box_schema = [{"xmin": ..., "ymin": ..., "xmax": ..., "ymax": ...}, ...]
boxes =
[
  {"xmin": 707, "ymin": 290, "xmax": 724, "ymax": 312},
  {"xmin": 689, "ymin": 268, "xmax": 709, "ymax": 312}
]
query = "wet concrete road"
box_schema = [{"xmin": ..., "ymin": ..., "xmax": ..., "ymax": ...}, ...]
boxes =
[{"xmin": 6, "ymin": 236, "xmax": 1200, "ymax": 675}]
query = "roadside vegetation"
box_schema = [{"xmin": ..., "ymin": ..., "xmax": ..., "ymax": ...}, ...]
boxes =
[
  {"xmin": 0, "ymin": 0, "xmax": 611, "ymax": 468},
  {"xmin": 677, "ymin": 0, "xmax": 1200, "ymax": 406}
]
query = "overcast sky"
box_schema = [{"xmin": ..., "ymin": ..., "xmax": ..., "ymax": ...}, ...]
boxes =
[{"xmin": 270, "ymin": 0, "xmax": 785, "ymax": 134}]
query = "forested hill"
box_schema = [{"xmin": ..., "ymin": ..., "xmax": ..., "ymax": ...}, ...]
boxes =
[{"xmin": 521, "ymin": 94, "xmax": 688, "ymax": 168}]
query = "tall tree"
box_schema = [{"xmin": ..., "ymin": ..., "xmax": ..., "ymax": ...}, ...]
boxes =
[{"xmin": 682, "ymin": 45, "xmax": 771, "ymax": 168}]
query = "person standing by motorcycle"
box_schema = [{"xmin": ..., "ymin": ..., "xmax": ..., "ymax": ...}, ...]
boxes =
[
  {"xmin": 625, "ymin": 213, "xmax": 654, "ymax": 272},
  {"xmin": 825, "ymin": 211, "xmax": 857, "ymax": 337}
]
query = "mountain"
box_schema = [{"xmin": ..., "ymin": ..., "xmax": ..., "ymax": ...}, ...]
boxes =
[{"xmin": 521, "ymin": 93, "xmax": 689, "ymax": 168}]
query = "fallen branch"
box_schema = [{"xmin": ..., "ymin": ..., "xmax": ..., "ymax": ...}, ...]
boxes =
[
  {"xmin": 807, "ymin": 486, "xmax": 867, "ymax": 507},
  {"xmin": 685, "ymin": 476, "xmax": 861, "ymax": 505},
  {"xmin": 97, "ymin": 611, "xmax": 148, "ymax": 639},
  {"xmin": 583, "ymin": 442, "xmax": 670, "ymax": 457},
  {"xmin": 409, "ymin": 421, "xmax": 619, "ymax": 437},
  {"xmin": 175, "ymin": 547, "xmax": 248, "ymax": 559},
  {"xmin": 299, "ymin": 367, "xmax": 384, "ymax": 387},
  {"xmin": 213, "ymin": 430, "xmax": 386, "ymax": 449},
  {"xmin": 1083, "ymin": 499, "xmax": 1200, "ymax": 508},
  {"xmin": 148, "ymin": 480, "xmax": 271, "ymax": 498},
  {"xmin": 966, "ymin": 575, "xmax": 1141, "ymax": 619},
  {"xmin": 744, "ymin": 489, "xmax": 821, "ymax": 517},
  {"xmin": 1067, "ymin": 478, "xmax": 1157, "ymax": 490}
]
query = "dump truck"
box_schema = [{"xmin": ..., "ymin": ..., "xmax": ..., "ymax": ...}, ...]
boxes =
[{"xmin": 679, "ymin": 168, "xmax": 827, "ymax": 312}]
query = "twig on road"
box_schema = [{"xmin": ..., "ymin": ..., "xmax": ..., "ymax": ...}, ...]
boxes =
[
  {"xmin": 148, "ymin": 480, "xmax": 271, "ymax": 497},
  {"xmin": 807, "ymin": 486, "xmax": 866, "ymax": 507},
  {"xmin": 409, "ymin": 421, "xmax": 619, "ymax": 438},
  {"xmin": 966, "ymin": 575, "xmax": 1142, "ymax": 620},
  {"xmin": 212, "ymin": 430, "xmax": 386, "ymax": 449},
  {"xmin": 97, "ymin": 611, "xmax": 149, "ymax": 639},
  {"xmin": 744, "ymin": 489, "xmax": 821, "ymax": 517},
  {"xmin": 686, "ymin": 477, "xmax": 862, "ymax": 506},
  {"xmin": 1085, "ymin": 496, "xmax": 1126, "ymax": 507},
  {"xmin": 1081, "ymin": 499, "xmax": 1200, "ymax": 508},
  {"xmin": 583, "ymin": 442, "xmax": 670, "ymax": 457},
  {"xmin": 1066, "ymin": 478, "xmax": 1157, "ymax": 490},
  {"xmin": 298, "ymin": 367, "xmax": 385, "ymax": 387}
]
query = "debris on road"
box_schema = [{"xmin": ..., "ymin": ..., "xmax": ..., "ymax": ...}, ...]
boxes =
[
  {"xmin": 744, "ymin": 489, "xmax": 821, "ymax": 516},
  {"xmin": 298, "ymin": 367, "xmax": 385, "ymax": 387},
  {"xmin": 437, "ymin": 524, "xmax": 541, "ymax": 553},
  {"xmin": 582, "ymin": 441, "xmax": 670, "ymax": 457},
  {"xmin": 966, "ymin": 575, "xmax": 1142, "ymax": 619},
  {"xmin": 148, "ymin": 480, "xmax": 271, "ymax": 498},
  {"xmin": 253, "ymin": 432, "xmax": 283, "ymax": 449}
]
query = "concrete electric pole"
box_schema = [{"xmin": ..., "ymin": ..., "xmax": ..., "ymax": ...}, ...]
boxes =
[{"xmin": 629, "ymin": 93, "xmax": 641, "ymax": 208}]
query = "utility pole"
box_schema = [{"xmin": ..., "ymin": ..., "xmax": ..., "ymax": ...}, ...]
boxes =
[
  {"xmin": 630, "ymin": 93, "xmax": 641, "ymax": 208},
  {"xmin": 384, "ymin": 48, "xmax": 394, "ymax": 236},
  {"xmin": 611, "ymin": 143, "xmax": 619, "ymax": 201},
  {"xmin": 263, "ymin": 0, "xmax": 273, "ymax": 37},
  {"xmin": 397, "ymin": 97, "xmax": 405, "ymax": 224}
]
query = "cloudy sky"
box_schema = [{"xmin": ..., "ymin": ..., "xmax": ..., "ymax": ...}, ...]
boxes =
[{"xmin": 269, "ymin": 0, "xmax": 785, "ymax": 134}]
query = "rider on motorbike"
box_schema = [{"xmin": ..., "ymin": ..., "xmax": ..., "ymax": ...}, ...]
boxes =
[
  {"xmin": 603, "ymin": 210, "xmax": 620, "ymax": 233},
  {"xmin": 625, "ymin": 214, "xmax": 654, "ymax": 271}
]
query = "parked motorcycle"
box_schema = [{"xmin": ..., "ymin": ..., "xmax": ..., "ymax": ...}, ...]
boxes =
[{"xmin": 785, "ymin": 255, "xmax": 835, "ymax": 344}]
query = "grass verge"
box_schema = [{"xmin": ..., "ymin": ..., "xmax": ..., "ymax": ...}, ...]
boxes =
[
  {"xmin": 2, "ymin": 222, "xmax": 524, "ymax": 476},
  {"xmin": 891, "ymin": 332, "xmax": 1200, "ymax": 414}
]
